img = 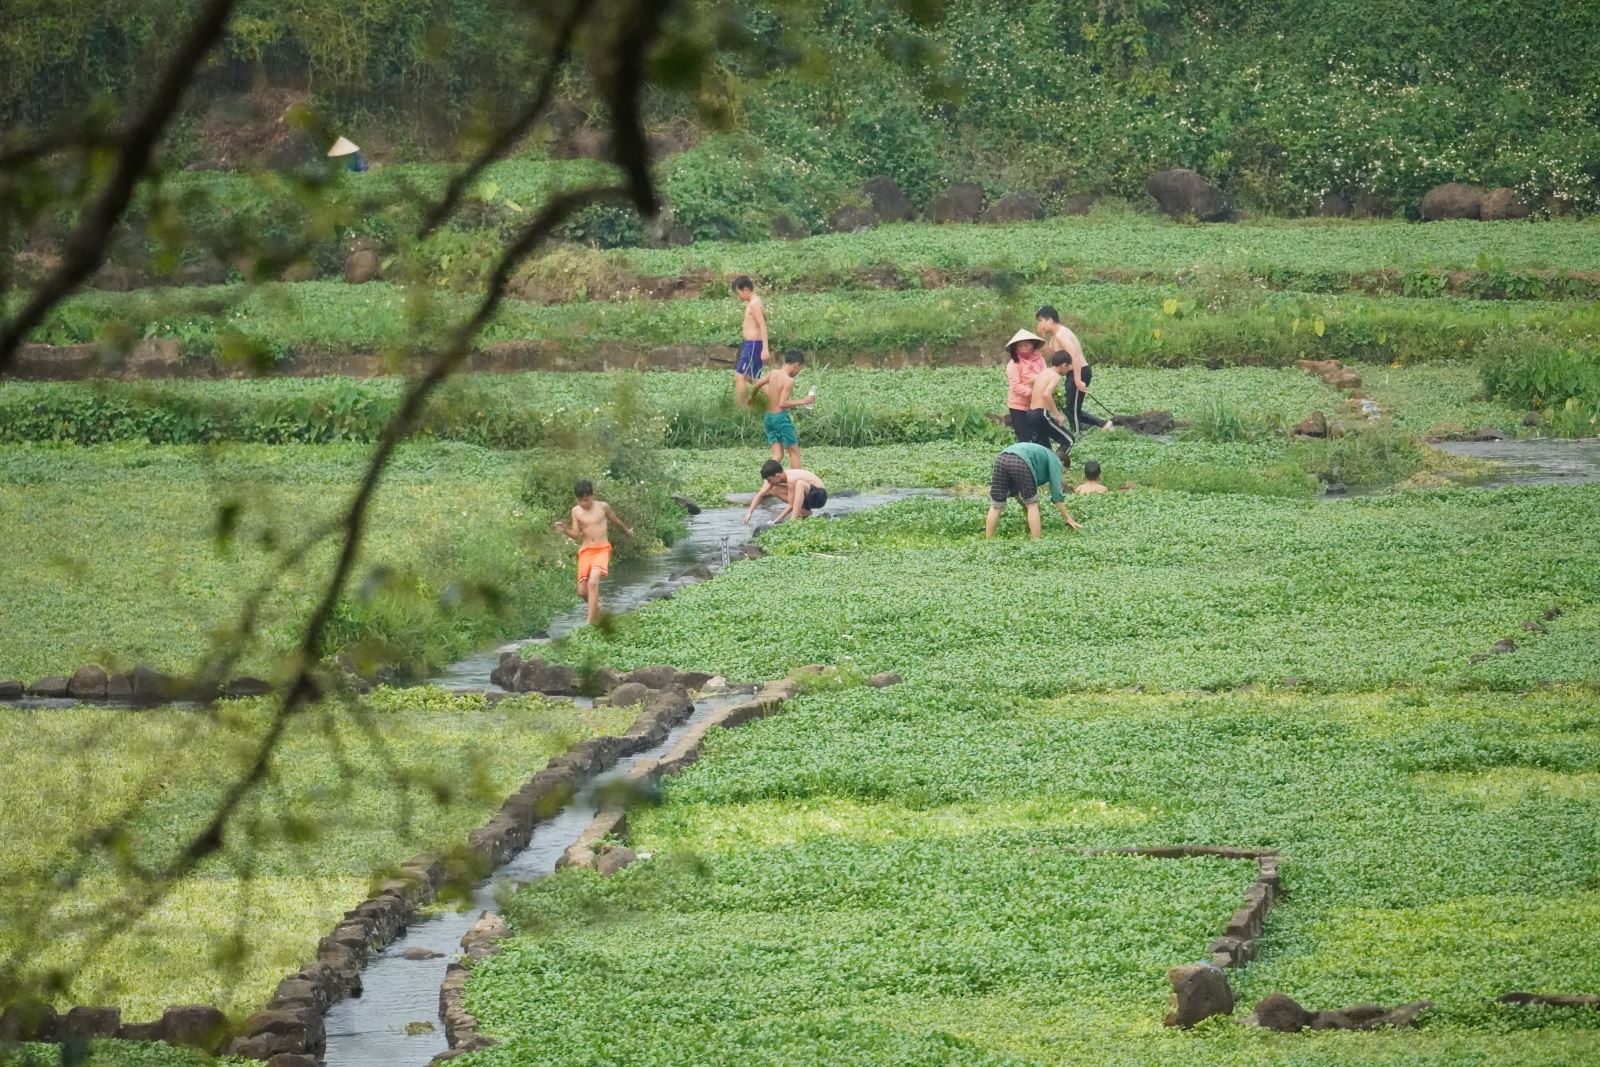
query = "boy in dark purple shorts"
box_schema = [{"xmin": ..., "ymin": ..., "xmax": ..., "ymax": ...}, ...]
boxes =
[{"xmin": 733, "ymin": 275, "xmax": 768, "ymax": 406}]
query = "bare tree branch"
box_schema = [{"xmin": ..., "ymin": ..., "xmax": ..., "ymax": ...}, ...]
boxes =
[
  {"xmin": 0, "ymin": 0, "xmax": 240, "ymax": 369},
  {"xmin": 420, "ymin": 0, "xmax": 597, "ymax": 237},
  {"xmin": 0, "ymin": 0, "xmax": 679, "ymax": 1008}
]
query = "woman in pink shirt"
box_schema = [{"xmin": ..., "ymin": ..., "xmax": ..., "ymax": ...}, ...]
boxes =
[{"xmin": 1004, "ymin": 329, "xmax": 1046, "ymax": 442}]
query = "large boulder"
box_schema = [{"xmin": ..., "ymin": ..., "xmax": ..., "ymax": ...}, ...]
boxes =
[
  {"xmin": 1419, "ymin": 183, "xmax": 1484, "ymax": 221},
  {"xmin": 0, "ymin": 1000, "xmax": 58, "ymax": 1041},
  {"xmin": 492, "ymin": 655, "xmax": 579, "ymax": 695},
  {"xmin": 159, "ymin": 1004, "xmax": 230, "ymax": 1053},
  {"xmin": 605, "ymin": 681, "xmax": 653, "ymax": 708},
  {"xmin": 595, "ymin": 845, "xmax": 638, "ymax": 876},
  {"xmin": 344, "ymin": 250, "xmax": 381, "ymax": 284},
  {"xmin": 981, "ymin": 192, "xmax": 1045, "ymax": 224},
  {"xmin": 60, "ymin": 1006, "xmax": 122, "ymax": 1039},
  {"xmin": 1251, "ymin": 992, "xmax": 1314, "ymax": 1032},
  {"xmin": 1481, "ymin": 187, "xmax": 1532, "ymax": 221},
  {"xmin": 829, "ymin": 203, "xmax": 878, "ymax": 233},
  {"xmin": 863, "ymin": 176, "xmax": 916, "ymax": 222},
  {"xmin": 1293, "ymin": 411, "xmax": 1329, "ymax": 438},
  {"xmin": 1146, "ymin": 169, "xmax": 1229, "ymax": 222},
  {"xmin": 68, "ymin": 663, "xmax": 109, "ymax": 699},
  {"xmin": 28, "ymin": 675, "xmax": 70, "ymax": 698},
  {"xmin": 1164, "ymin": 963, "xmax": 1235, "ymax": 1027},
  {"xmin": 130, "ymin": 665, "xmax": 182, "ymax": 701},
  {"xmin": 927, "ymin": 183, "xmax": 987, "ymax": 223},
  {"xmin": 624, "ymin": 664, "xmax": 684, "ymax": 690},
  {"xmin": 0, "ymin": 680, "xmax": 22, "ymax": 700}
]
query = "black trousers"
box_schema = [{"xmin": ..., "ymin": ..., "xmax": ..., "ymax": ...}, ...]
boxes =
[
  {"xmin": 1069, "ymin": 364, "xmax": 1108, "ymax": 433},
  {"xmin": 1020, "ymin": 408, "xmax": 1075, "ymax": 458}
]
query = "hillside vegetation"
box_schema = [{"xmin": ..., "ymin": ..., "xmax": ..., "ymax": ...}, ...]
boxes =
[{"xmin": 5, "ymin": 0, "xmax": 1598, "ymax": 234}]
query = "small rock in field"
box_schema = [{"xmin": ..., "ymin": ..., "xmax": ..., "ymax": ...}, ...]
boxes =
[
  {"xmin": 1250, "ymin": 992, "xmax": 1313, "ymax": 1032},
  {"xmin": 1293, "ymin": 411, "xmax": 1329, "ymax": 438},
  {"xmin": 1164, "ymin": 962, "xmax": 1234, "ymax": 1027}
]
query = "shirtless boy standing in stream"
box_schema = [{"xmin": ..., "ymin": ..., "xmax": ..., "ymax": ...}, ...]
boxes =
[
  {"xmin": 750, "ymin": 349, "xmax": 817, "ymax": 468},
  {"xmin": 553, "ymin": 479, "xmax": 633, "ymax": 626}
]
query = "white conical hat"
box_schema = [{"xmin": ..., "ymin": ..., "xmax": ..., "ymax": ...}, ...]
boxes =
[
  {"xmin": 1004, "ymin": 328, "xmax": 1044, "ymax": 351},
  {"xmin": 327, "ymin": 136, "xmax": 361, "ymax": 158}
]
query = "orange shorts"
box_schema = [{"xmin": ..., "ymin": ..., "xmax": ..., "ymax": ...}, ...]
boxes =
[{"xmin": 577, "ymin": 542, "xmax": 612, "ymax": 583}]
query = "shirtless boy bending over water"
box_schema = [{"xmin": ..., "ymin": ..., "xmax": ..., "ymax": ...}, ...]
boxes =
[
  {"xmin": 732, "ymin": 275, "xmax": 768, "ymax": 406},
  {"xmin": 750, "ymin": 350, "xmax": 816, "ymax": 467},
  {"xmin": 554, "ymin": 479, "xmax": 633, "ymax": 625},
  {"xmin": 743, "ymin": 461, "xmax": 828, "ymax": 525}
]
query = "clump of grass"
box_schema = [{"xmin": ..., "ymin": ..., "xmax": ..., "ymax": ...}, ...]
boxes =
[
  {"xmin": 1293, "ymin": 423, "xmax": 1426, "ymax": 486},
  {"xmin": 1144, "ymin": 460, "xmax": 1317, "ymax": 497},
  {"xmin": 1180, "ymin": 399, "xmax": 1277, "ymax": 443}
]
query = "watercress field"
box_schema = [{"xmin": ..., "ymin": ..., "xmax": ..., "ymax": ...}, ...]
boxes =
[
  {"xmin": 3, "ymin": 208, "xmax": 1599, "ymax": 1066},
  {"xmin": 468, "ymin": 488, "xmax": 1600, "ymax": 1065}
]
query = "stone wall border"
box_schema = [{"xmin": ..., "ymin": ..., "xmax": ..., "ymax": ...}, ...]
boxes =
[
  {"xmin": 221, "ymin": 686, "xmax": 697, "ymax": 1062},
  {"xmin": 432, "ymin": 678, "xmax": 797, "ymax": 1060}
]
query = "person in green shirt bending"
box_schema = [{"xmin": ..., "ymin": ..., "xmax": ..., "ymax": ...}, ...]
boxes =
[{"xmin": 985, "ymin": 442, "xmax": 1083, "ymax": 539}]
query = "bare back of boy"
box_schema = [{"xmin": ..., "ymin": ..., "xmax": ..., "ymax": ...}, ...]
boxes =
[
  {"xmin": 1030, "ymin": 365, "xmax": 1064, "ymax": 415},
  {"xmin": 743, "ymin": 294, "xmax": 765, "ymax": 341}
]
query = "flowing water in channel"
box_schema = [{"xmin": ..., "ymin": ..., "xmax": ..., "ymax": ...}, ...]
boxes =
[
  {"xmin": 324, "ymin": 489, "xmax": 940, "ymax": 1066},
  {"xmin": 319, "ymin": 689, "xmax": 747, "ymax": 1067},
  {"xmin": 1433, "ymin": 437, "xmax": 1600, "ymax": 488}
]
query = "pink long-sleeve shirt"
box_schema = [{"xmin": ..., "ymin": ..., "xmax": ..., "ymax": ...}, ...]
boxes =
[{"xmin": 1006, "ymin": 352, "xmax": 1045, "ymax": 411}]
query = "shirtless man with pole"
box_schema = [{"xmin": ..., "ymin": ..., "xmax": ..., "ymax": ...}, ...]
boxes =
[
  {"xmin": 553, "ymin": 479, "xmax": 633, "ymax": 626},
  {"xmin": 1036, "ymin": 305, "xmax": 1112, "ymax": 433}
]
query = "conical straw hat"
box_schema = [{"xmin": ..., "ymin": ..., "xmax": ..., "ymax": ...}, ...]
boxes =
[
  {"xmin": 327, "ymin": 136, "xmax": 361, "ymax": 158},
  {"xmin": 1004, "ymin": 328, "xmax": 1044, "ymax": 351}
]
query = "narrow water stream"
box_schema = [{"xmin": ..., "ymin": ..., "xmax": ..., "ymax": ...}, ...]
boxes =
[
  {"xmin": 425, "ymin": 488, "xmax": 942, "ymax": 690},
  {"xmin": 323, "ymin": 489, "xmax": 941, "ymax": 1066},
  {"xmin": 320, "ymin": 689, "xmax": 746, "ymax": 1066},
  {"xmin": 1434, "ymin": 438, "xmax": 1600, "ymax": 488}
]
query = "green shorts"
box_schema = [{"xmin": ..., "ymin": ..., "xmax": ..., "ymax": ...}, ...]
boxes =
[{"xmin": 764, "ymin": 411, "xmax": 799, "ymax": 446}]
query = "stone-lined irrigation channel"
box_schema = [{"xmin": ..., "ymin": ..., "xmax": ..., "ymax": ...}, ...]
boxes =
[{"xmin": 321, "ymin": 490, "xmax": 939, "ymax": 1067}]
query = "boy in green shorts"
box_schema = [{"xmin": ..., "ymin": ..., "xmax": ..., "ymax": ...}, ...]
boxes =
[{"xmin": 750, "ymin": 349, "xmax": 817, "ymax": 468}]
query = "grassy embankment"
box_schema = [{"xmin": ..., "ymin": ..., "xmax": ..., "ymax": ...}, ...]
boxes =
[
  {"xmin": 0, "ymin": 690, "xmax": 633, "ymax": 1020},
  {"xmin": 0, "ymin": 364, "xmax": 1525, "ymax": 681}
]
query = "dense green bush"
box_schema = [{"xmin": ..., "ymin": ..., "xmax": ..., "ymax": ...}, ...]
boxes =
[
  {"xmin": 1482, "ymin": 346, "xmax": 1600, "ymax": 437},
  {"xmin": 9, "ymin": 2, "xmax": 1599, "ymax": 233}
]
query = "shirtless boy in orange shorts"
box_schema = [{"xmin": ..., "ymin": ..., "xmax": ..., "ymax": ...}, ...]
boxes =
[{"xmin": 554, "ymin": 479, "xmax": 634, "ymax": 626}]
